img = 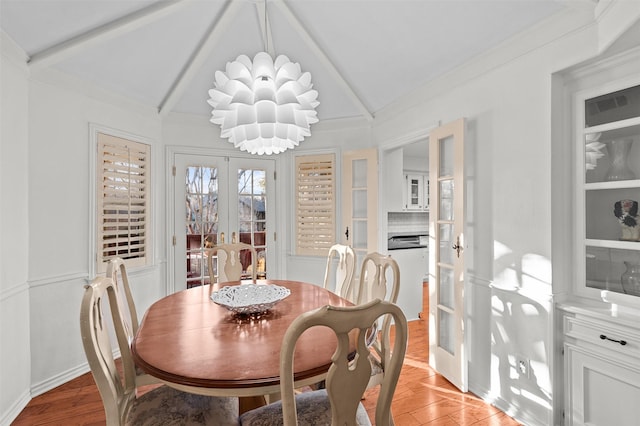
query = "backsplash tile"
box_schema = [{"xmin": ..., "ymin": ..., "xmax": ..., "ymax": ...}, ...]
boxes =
[{"xmin": 388, "ymin": 211, "xmax": 429, "ymax": 234}]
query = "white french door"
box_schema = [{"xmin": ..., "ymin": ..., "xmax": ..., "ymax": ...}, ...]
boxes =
[
  {"xmin": 428, "ymin": 118, "xmax": 467, "ymax": 392},
  {"xmin": 342, "ymin": 149, "xmax": 379, "ymax": 270},
  {"xmin": 172, "ymin": 154, "xmax": 275, "ymax": 291}
]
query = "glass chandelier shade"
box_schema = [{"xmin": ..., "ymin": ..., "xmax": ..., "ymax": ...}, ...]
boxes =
[{"xmin": 208, "ymin": 52, "xmax": 319, "ymax": 155}]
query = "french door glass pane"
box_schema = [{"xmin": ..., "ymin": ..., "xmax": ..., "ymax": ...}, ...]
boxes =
[
  {"xmin": 439, "ymin": 179, "xmax": 454, "ymax": 220},
  {"xmin": 353, "ymin": 189, "xmax": 367, "ymax": 218},
  {"xmin": 438, "ymin": 310, "xmax": 455, "ymax": 355},
  {"xmin": 353, "ymin": 220, "xmax": 367, "ymax": 249},
  {"xmin": 185, "ymin": 166, "xmax": 219, "ymax": 287},
  {"xmin": 237, "ymin": 168, "xmax": 267, "ymax": 278},
  {"xmin": 439, "ymin": 135, "xmax": 454, "ymax": 177},
  {"xmin": 439, "ymin": 223, "xmax": 454, "ymax": 265},
  {"xmin": 352, "ymin": 159, "xmax": 367, "ymax": 187},
  {"xmin": 438, "ymin": 266, "xmax": 454, "ymax": 309}
]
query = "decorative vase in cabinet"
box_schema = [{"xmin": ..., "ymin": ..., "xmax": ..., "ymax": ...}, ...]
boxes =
[
  {"xmin": 621, "ymin": 261, "xmax": 640, "ymax": 296},
  {"xmin": 605, "ymin": 138, "xmax": 635, "ymax": 181}
]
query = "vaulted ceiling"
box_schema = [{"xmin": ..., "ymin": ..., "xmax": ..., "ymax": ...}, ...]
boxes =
[{"xmin": 1, "ymin": 0, "xmax": 592, "ymax": 123}]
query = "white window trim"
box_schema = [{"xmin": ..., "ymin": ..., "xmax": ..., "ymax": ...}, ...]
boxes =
[{"xmin": 89, "ymin": 124, "xmax": 154, "ymax": 277}]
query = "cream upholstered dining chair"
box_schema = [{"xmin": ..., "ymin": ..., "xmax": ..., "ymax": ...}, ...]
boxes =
[
  {"xmin": 105, "ymin": 257, "xmax": 160, "ymax": 387},
  {"xmin": 356, "ymin": 252, "xmax": 401, "ymax": 391},
  {"xmin": 80, "ymin": 276, "xmax": 239, "ymax": 426},
  {"xmin": 239, "ymin": 298, "xmax": 408, "ymax": 426},
  {"xmin": 322, "ymin": 243, "xmax": 357, "ymax": 302},
  {"xmin": 207, "ymin": 242, "xmax": 257, "ymax": 287}
]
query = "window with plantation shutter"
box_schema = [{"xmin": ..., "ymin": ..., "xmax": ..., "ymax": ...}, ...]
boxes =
[
  {"xmin": 97, "ymin": 132, "xmax": 150, "ymax": 272},
  {"xmin": 295, "ymin": 154, "xmax": 336, "ymax": 256}
]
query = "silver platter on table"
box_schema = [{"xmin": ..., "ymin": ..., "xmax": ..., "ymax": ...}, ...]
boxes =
[{"xmin": 210, "ymin": 283, "xmax": 291, "ymax": 315}]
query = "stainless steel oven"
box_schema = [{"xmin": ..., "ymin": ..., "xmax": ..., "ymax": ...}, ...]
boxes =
[{"xmin": 387, "ymin": 232, "xmax": 428, "ymax": 250}]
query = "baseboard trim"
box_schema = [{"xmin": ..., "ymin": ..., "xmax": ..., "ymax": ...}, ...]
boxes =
[
  {"xmin": 469, "ymin": 381, "xmax": 548, "ymax": 426},
  {"xmin": 30, "ymin": 362, "xmax": 90, "ymax": 398},
  {"xmin": 1, "ymin": 389, "xmax": 30, "ymax": 426}
]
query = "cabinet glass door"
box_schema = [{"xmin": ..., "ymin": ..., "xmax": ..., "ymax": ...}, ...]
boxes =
[
  {"xmin": 582, "ymin": 84, "xmax": 640, "ymax": 298},
  {"xmin": 410, "ymin": 176, "xmax": 420, "ymax": 207}
]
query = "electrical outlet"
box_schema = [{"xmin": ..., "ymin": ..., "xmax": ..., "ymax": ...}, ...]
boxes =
[{"xmin": 516, "ymin": 356, "xmax": 530, "ymax": 378}]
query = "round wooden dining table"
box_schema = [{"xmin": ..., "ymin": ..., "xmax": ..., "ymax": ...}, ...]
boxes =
[{"xmin": 131, "ymin": 279, "xmax": 353, "ymax": 399}]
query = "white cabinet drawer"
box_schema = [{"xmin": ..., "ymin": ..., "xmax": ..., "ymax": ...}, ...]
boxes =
[{"xmin": 564, "ymin": 315, "xmax": 640, "ymax": 358}]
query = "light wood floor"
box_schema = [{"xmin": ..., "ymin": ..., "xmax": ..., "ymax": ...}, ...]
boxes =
[{"xmin": 13, "ymin": 285, "xmax": 522, "ymax": 425}]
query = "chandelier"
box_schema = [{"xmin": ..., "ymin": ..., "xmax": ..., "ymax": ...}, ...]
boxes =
[{"xmin": 208, "ymin": 51, "xmax": 319, "ymax": 155}]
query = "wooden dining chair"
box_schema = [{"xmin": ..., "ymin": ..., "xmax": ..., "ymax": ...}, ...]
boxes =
[
  {"xmin": 356, "ymin": 252, "xmax": 401, "ymax": 391},
  {"xmin": 239, "ymin": 299, "xmax": 408, "ymax": 426},
  {"xmin": 207, "ymin": 242, "xmax": 257, "ymax": 287},
  {"xmin": 80, "ymin": 276, "xmax": 239, "ymax": 425},
  {"xmin": 105, "ymin": 257, "xmax": 160, "ymax": 388},
  {"xmin": 322, "ymin": 243, "xmax": 357, "ymax": 302}
]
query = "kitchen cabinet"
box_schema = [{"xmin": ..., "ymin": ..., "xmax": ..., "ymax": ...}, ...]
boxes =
[
  {"xmin": 382, "ymin": 142, "xmax": 428, "ymax": 212},
  {"xmin": 404, "ymin": 173, "xmax": 428, "ymax": 211}
]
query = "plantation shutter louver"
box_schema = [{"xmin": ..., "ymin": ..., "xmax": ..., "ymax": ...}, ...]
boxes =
[
  {"xmin": 295, "ymin": 154, "xmax": 336, "ymax": 256},
  {"xmin": 97, "ymin": 133, "xmax": 150, "ymax": 271}
]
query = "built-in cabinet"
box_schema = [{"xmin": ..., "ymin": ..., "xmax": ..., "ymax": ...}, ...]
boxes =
[
  {"xmin": 560, "ymin": 304, "xmax": 640, "ymax": 426},
  {"xmin": 557, "ymin": 48, "xmax": 640, "ymax": 426}
]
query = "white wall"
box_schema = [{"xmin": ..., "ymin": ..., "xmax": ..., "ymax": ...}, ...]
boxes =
[
  {"xmin": 24, "ymin": 72, "xmax": 166, "ymax": 395},
  {"xmin": 1, "ymin": 33, "xmax": 31, "ymax": 425}
]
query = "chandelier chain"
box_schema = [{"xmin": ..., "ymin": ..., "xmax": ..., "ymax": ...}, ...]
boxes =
[{"xmin": 264, "ymin": 0, "xmax": 268, "ymax": 54}]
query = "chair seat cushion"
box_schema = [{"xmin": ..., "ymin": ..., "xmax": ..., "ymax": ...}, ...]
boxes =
[
  {"xmin": 239, "ymin": 389, "xmax": 371, "ymax": 426},
  {"xmin": 128, "ymin": 385, "xmax": 239, "ymax": 426},
  {"xmin": 369, "ymin": 354, "xmax": 383, "ymax": 376}
]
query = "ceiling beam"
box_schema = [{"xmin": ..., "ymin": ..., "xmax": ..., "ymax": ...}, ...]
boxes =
[
  {"xmin": 272, "ymin": 0, "xmax": 373, "ymax": 122},
  {"xmin": 28, "ymin": 0, "xmax": 189, "ymax": 71},
  {"xmin": 158, "ymin": 0, "xmax": 243, "ymax": 116}
]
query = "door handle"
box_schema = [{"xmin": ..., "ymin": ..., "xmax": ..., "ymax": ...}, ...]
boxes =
[
  {"xmin": 452, "ymin": 235, "xmax": 462, "ymax": 258},
  {"xmin": 231, "ymin": 231, "xmax": 237, "ymax": 244},
  {"xmin": 220, "ymin": 232, "xmax": 225, "ymax": 244},
  {"xmin": 345, "ymin": 226, "xmax": 349, "ymax": 241}
]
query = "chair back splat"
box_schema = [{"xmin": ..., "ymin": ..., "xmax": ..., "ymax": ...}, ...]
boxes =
[
  {"xmin": 106, "ymin": 257, "xmax": 161, "ymax": 388},
  {"xmin": 323, "ymin": 243, "xmax": 357, "ymax": 302},
  {"xmin": 356, "ymin": 252, "xmax": 401, "ymax": 391},
  {"xmin": 239, "ymin": 298, "xmax": 408, "ymax": 426},
  {"xmin": 207, "ymin": 242, "xmax": 257, "ymax": 287}
]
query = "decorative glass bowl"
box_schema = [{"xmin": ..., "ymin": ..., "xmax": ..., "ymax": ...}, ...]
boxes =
[{"xmin": 210, "ymin": 284, "xmax": 291, "ymax": 315}]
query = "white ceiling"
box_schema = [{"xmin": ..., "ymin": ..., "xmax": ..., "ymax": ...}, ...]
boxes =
[{"xmin": 1, "ymin": 0, "xmax": 585, "ymax": 122}]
